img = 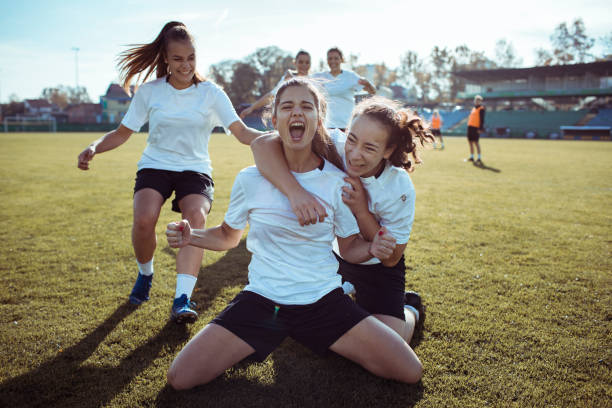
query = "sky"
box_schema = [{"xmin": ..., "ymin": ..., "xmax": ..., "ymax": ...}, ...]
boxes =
[{"xmin": 0, "ymin": 0, "xmax": 610, "ymax": 103}]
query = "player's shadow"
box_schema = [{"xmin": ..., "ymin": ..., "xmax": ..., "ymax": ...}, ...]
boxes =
[
  {"xmin": 473, "ymin": 160, "xmax": 501, "ymax": 173},
  {"xmin": 0, "ymin": 302, "xmax": 190, "ymax": 408}
]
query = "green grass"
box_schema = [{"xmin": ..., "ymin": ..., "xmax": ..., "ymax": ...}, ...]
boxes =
[{"xmin": 0, "ymin": 133, "xmax": 610, "ymax": 407}]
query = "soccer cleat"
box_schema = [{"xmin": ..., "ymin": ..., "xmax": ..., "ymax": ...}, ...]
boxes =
[
  {"xmin": 129, "ymin": 273, "xmax": 152, "ymax": 305},
  {"xmin": 170, "ymin": 294, "xmax": 198, "ymax": 324},
  {"xmin": 404, "ymin": 291, "xmax": 426, "ymax": 329},
  {"xmin": 475, "ymin": 158, "xmax": 483, "ymax": 165},
  {"xmin": 465, "ymin": 157, "xmax": 474, "ymax": 162}
]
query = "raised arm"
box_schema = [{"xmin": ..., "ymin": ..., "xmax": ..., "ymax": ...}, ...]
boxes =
[
  {"xmin": 228, "ymin": 120, "xmax": 266, "ymax": 146},
  {"xmin": 77, "ymin": 124, "xmax": 134, "ymax": 170},
  {"xmin": 166, "ymin": 220, "xmax": 244, "ymax": 251},
  {"xmin": 358, "ymin": 78, "xmax": 376, "ymax": 95},
  {"xmin": 250, "ymin": 133, "xmax": 327, "ymax": 225},
  {"xmin": 239, "ymin": 93, "xmax": 273, "ymax": 119}
]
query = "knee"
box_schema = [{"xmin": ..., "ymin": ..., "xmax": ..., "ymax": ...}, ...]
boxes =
[
  {"xmin": 133, "ymin": 211, "xmax": 157, "ymax": 233},
  {"xmin": 167, "ymin": 366, "xmax": 192, "ymax": 391},
  {"xmin": 183, "ymin": 207, "xmax": 207, "ymax": 229},
  {"xmin": 402, "ymin": 360, "xmax": 423, "ymax": 384}
]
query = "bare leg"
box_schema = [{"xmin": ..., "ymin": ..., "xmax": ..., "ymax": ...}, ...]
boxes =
[
  {"xmin": 132, "ymin": 188, "xmax": 164, "ymax": 263},
  {"xmin": 330, "ymin": 316, "xmax": 422, "ymax": 383},
  {"xmin": 374, "ymin": 313, "xmax": 416, "ymax": 344},
  {"xmin": 167, "ymin": 323, "xmax": 255, "ymax": 390},
  {"xmin": 177, "ymin": 194, "xmax": 211, "ymax": 278}
]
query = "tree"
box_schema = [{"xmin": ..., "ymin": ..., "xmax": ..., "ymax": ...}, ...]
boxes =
[
  {"xmin": 229, "ymin": 62, "xmax": 261, "ymax": 104},
  {"xmin": 550, "ymin": 18, "xmax": 595, "ymax": 64},
  {"xmin": 448, "ymin": 45, "xmax": 496, "ymax": 102},
  {"xmin": 429, "ymin": 46, "xmax": 453, "ymax": 102},
  {"xmin": 600, "ymin": 31, "xmax": 612, "ymax": 59},
  {"xmin": 397, "ymin": 51, "xmax": 431, "ymax": 103},
  {"xmin": 246, "ymin": 46, "xmax": 293, "ymax": 97},
  {"xmin": 495, "ymin": 39, "xmax": 523, "ymax": 68},
  {"xmin": 40, "ymin": 85, "xmax": 91, "ymax": 109}
]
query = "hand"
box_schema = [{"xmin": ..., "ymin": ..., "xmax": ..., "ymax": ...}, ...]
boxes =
[
  {"xmin": 77, "ymin": 145, "xmax": 96, "ymax": 170},
  {"xmin": 166, "ymin": 220, "xmax": 191, "ymax": 248},
  {"xmin": 288, "ymin": 189, "xmax": 327, "ymax": 226},
  {"xmin": 342, "ymin": 176, "xmax": 369, "ymax": 216},
  {"xmin": 368, "ymin": 226, "xmax": 396, "ymax": 260},
  {"xmin": 358, "ymin": 78, "xmax": 376, "ymax": 94},
  {"xmin": 239, "ymin": 107, "xmax": 253, "ymax": 119}
]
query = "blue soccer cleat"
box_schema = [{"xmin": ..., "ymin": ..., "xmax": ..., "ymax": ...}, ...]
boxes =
[
  {"xmin": 170, "ymin": 294, "xmax": 198, "ymax": 324},
  {"xmin": 129, "ymin": 273, "xmax": 152, "ymax": 305}
]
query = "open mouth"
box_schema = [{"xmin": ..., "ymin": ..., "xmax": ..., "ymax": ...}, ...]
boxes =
[{"xmin": 289, "ymin": 121, "xmax": 305, "ymax": 140}]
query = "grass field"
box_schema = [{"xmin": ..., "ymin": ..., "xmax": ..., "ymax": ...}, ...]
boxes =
[{"xmin": 0, "ymin": 132, "xmax": 610, "ymax": 407}]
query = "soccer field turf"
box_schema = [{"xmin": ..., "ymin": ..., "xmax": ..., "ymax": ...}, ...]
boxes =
[{"xmin": 0, "ymin": 133, "xmax": 610, "ymax": 407}]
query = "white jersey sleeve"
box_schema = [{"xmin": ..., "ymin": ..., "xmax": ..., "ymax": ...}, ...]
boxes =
[
  {"xmin": 121, "ymin": 84, "xmax": 151, "ymax": 132},
  {"xmin": 211, "ymin": 86, "xmax": 241, "ymax": 134},
  {"xmin": 223, "ymin": 171, "xmax": 249, "ymax": 230}
]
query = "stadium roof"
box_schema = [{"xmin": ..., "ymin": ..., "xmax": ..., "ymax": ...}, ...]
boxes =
[{"xmin": 454, "ymin": 60, "xmax": 612, "ymax": 82}]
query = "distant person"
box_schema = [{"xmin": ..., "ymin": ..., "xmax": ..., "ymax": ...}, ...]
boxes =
[
  {"xmin": 431, "ymin": 109, "xmax": 444, "ymax": 149},
  {"xmin": 251, "ymin": 96, "xmax": 434, "ymax": 344},
  {"xmin": 312, "ymin": 47, "xmax": 376, "ymax": 131},
  {"xmin": 77, "ymin": 21, "xmax": 264, "ymax": 324},
  {"xmin": 164, "ymin": 78, "xmax": 422, "ymax": 390},
  {"xmin": 466, "ymin": 95, "xmax": 485, "ymax": 164},
  {"xmin": 239, "ymin": 50, "xmax": 312, "ymax": 119}
]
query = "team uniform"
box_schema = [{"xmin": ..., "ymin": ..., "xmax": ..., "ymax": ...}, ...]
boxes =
[
  {"xmin": 467, "ymin": 105, "xmax": 485, "ymax": 142},
  {"xmin": 121, "ymin": 76, "xmax": 240, "ymax": 211},
  {"xmin": 330, "ymin": 129, "xmax": 416, "ymax": 320},
  {"xmin": 311, "ymin": 70, "xmax": 363, "ymax": 130},
  {"xmin": 211, "ymin": 161, "xmax": 369, "ymax": 361}
]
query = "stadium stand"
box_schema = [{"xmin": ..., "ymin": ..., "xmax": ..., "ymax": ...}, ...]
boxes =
[{"xmin": 587, "ymin": 108, "xmax": 612, "ymax": 126}]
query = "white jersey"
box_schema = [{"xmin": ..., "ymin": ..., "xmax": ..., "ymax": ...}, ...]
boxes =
[
  {"xmin": 224, "ymin": 161, "xmax": 360, "ymax": 305},
  {"xmin": 311, "ymin": 70, "xmax": 362, "ymax": 129},
  {"xmin": 121, "ymin": 77, "xmax": 240, "ymax": 176},
  {"xmin": 330, "ymin": 129, "xmax": 416, "ymax": 265}
]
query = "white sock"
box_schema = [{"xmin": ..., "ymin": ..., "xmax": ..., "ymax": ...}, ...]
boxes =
[
  {"xmin": 404, "ymin": 304, "xmax": 419, "ymax": 322},
  {"xmin": 342, "ymin": 281, "xmax": 356, "ymax": 295},
  {"xmin": 175, "ymin": 274, "xmax": 197, "ymax": 299},
  {"xmin": 137, "ymin": 259, "xmax": 154, "ymax": 276}
]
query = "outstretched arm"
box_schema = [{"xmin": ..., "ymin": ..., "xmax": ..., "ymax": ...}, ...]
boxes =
[
  {"xmin": 166, "ymin": 220, "xmax": 244, "ymax": 251},
  {"xmin": 77, "ymin": 124, "xmax": 133, "ymax": 170},
  {"xmin": 239, "ymin": 93, "xmax": 273, "ymax": 119},
  {"xmin": 251, "ymin": 133, "xmax": 328, "ymax": 225},
  {"xmin": 228, "ymin": 120, "xmax": 266, "ymax": 145},
  {"xmin": 358, "ymin": 78, "xmax": 376, "ymax": 95}
]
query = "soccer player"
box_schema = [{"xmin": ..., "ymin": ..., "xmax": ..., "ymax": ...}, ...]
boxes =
[
  {"xmin": 431, "ymin": 109, "xmax": 444, "ymax": 149},
  {"xmin": 466, "ymin": 95, "xmax": 485, "ymax": 164},
  {"xmin": 165, "ymin": 78, "xmax": 422, "ymax": 390},
  {"xmin": 76, "ymin": 21, "xmax": 264, "ymax": 323},
  {"xmin": 312, "ymin": 47, "xmax": 376, "ymax": 131},
  {"xmin": 251, "ymin": 96, "xmax": 434, "ymax": 344},
  {"xmin": 239, "ymin": 50, "xmax": 312, "ymax": 119}
]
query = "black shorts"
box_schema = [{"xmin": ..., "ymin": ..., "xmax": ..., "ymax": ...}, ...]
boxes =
[
  {"xmin": 134, "ymin": 168, "xmax": 214, "ymax": 213},
  {"xmin": 467, "ymin": 126, "xmax": 480, "ymax": 142},
  {"xmin": 336, "ymin": 253, "xmax": 406, "ymax": 320},
  {"xmin": 432, "ymin": 129, "xmax": 441, "ymax": 137},
  {"xmin": 212, "ymin": 289, "xmax": 369, "ymax": 362}
]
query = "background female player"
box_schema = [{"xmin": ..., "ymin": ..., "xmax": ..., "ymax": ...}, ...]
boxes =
[
  {"xmin": 77, "ymin": 21, "xmax": 264, "ymax": 324},
  {"xmin": 251, "ymin": 96, "xmax": 434, "ymax": 344},
  {"xmin": 430, "ymin": 108, "xmax": 444, "ymax": 149},
  {"xmin": 239, "ymin": 50, "xmax": 312, "ymax": 119},
  {"xmin": 164, "ymin": 78, "xmax": 422, "ymax": 390},
  {"xmin": 312, "ymin": 47, "xmax": 376, "ymax": 131}
]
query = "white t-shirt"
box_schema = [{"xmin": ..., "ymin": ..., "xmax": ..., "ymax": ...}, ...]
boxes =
[
  {"xmin": 311, "ymin": 70, "xmax": 363, "ymax": 129},
  {"xmin": 224, "ymin": 161, "xmax": 360, "ymax": 305},
  {"xmin": 329, "ymin": 129, "xmax": 416, "ymax": 265},
  {"xmin": 121, "ymin": 77, "xmax": 240, "ymax": 176}
]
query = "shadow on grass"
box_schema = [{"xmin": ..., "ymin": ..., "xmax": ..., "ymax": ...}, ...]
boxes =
[
  {"xmin": 155, "ymin": 241, "xmax": 425, "ymax": 407},
  {"xmin": 0, "ymin": 302, "xmax": 190, "ymax": 408},
  {"xmin": 473, "ymin": 160, "xmax": 501, "ymax": 173}
]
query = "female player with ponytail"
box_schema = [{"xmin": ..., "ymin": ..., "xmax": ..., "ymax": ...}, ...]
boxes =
[{"xmin": 77, "ymin": 21, "xmax": 264, "ymax": 324}]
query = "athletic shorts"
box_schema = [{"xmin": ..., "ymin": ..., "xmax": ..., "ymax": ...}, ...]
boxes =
[
  {"xmin": 467, "ymin": 126, "xmax": 480, "ymax": 142},
  {"xmin": 211, "ymin": 288, "xmax": 369, "ymax": 362},
  {"xmin": 134, "ymin": 168, "xmax": 214, "ymax": 213},
  {"xmin": 431, "ymin": 129, "xmax": 441, "ymax": 137},
  {"xmin": 336, "ymin": 253, "xmax": 406, "ymax": 321}
]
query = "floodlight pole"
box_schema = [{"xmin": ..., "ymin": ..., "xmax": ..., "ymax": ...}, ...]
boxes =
[{"xmin": 71, "ymin": 47, "xmax": 80, "ymax": 88}]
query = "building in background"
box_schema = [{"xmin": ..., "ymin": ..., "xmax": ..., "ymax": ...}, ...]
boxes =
[{"xmin": 100, "ymin": 84, "xmax": 133, "ymax": 123}]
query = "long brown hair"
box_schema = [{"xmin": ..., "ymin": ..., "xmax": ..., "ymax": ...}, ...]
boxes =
[
  {"xmin": 351, "ymin": 96, "xmax": 435, "ymax": 172},
  {"xmin": 269, "ymin": 77, "xmax": 344, "ymax": 170},
  {"xmin": 117, "ymin": 21, "xmax": 205, "ymax": 94}
]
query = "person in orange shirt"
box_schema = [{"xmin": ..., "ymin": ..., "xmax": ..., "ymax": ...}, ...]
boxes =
[
  {"xmin": 466, "ymin": 95, "xmax": 485, "ymax": 164},
  {"xmin": 431, "ymin": 109, "xmax": 443, "ymax": 149}
]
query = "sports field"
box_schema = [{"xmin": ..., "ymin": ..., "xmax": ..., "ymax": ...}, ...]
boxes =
[{"xmin": 0, "ymin": 132, "xmax": 610, "ymax": 407}]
